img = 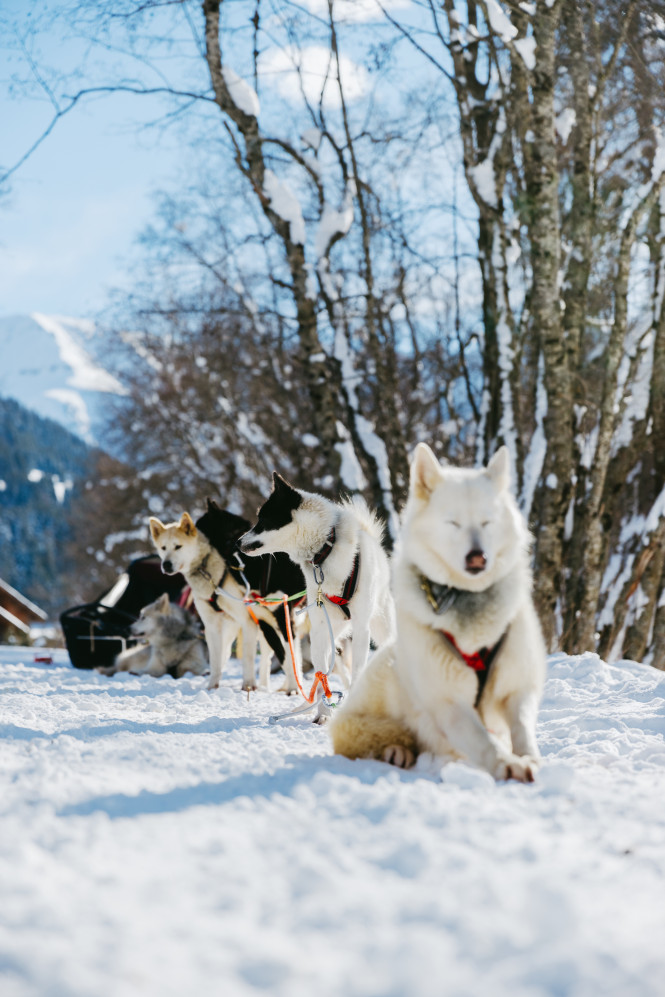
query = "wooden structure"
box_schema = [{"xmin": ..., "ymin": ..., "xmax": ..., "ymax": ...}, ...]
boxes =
[{"xmin": 0, "ymin": 579, "xmax": 48, "ymax": 643}]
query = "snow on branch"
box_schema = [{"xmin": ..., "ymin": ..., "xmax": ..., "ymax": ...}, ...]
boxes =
[
  {"xmin": 467, "ymin": 111, "xmax": 506, "ymax": 209},
  {"xmin": 555, "ymin": 108, "xmax": 577, "ymax": 145},
  {"xmin": 315, "ymin": 181, "xmax": 355, "ymax": 260},
  {"xmin": 334, "ymin": 420, "xmax": 367, "ymax": 491},
  {"xmin": 481, "ymin": 0, "xmax": 536, "ymax": 72},
  {"xmin": 611, "ymin": 322, "xmax": 654, "ymax": 456},
  {"xmin": 484, "ymin": 0, "xmax": 517, "ymax": 42},
  {"xmin": 513, "ymin": 36, "xmax": 536, "ymax": 70},
  {"xmin": 221, "ymin": 65, "xmax": 260, "ymax": 118},
  {"xmin": 263, "ymin": 170, "xmax": 305, "ymax": 245},
  {"xmin": 520, "ymin": 352, "xmax": 547, "ymax": 517}
]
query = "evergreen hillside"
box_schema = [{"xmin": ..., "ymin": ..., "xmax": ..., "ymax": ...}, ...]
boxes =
[{"xmin": 0, "ymin": 396, "xmax": 96, "ymax": 617}]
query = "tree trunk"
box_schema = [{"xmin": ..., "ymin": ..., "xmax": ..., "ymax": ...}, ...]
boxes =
[{"xmin": 527, "ymin": 2, "xmax": 570, "ymax": 650}]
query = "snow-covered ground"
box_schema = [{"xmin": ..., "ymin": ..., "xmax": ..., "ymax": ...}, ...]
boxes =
[{"xmin": 1, "ymin": 647, "xmax": 664, "ymax": 997}]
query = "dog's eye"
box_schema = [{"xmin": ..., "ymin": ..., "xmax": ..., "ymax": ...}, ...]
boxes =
[
  {"xmin": 446, "ymin": 521, "xmax": 461, "ymax": 529},
  {"xmin": 174, "ymin": 544, "xmax": 182, "ymax": 551},
  {"xmin": 481, "ymin": 521, "xmax": 492, "ymax": 528}
]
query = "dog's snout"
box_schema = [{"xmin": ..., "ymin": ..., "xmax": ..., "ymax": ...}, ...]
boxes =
[
  {"xmin": 162, "ymin": 560, "xmax": 174, "ymax": 574},
  {"xmin": 240, "ymin": 538, "xmax": 263, "ymax": 553},
  {"xmin": 465, "ymin": 549, "xmax": 487, "ymax": 574}
]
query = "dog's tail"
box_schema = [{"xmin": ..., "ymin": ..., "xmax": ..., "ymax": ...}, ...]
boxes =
[{"xmin": 341, "ymin": 495, "xmax": 386, "ymax": 543}]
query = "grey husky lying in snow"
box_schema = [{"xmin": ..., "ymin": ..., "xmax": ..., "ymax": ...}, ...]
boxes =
[
  {"xmin": 330, "ymin": 444, "xmax": 546, "ymax": 782},
  {"xmin": 100, "ymin": 592, "xmax": 208, "ymax": 679}
]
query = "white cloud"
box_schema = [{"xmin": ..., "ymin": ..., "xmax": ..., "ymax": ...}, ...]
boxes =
[
  {"xmin": 259, "ymin": 45, "xmax": 369, "ymax": 109},
  {"xmin": 299, "ymin": 0, "xmax": 412, "ymax": 22}
]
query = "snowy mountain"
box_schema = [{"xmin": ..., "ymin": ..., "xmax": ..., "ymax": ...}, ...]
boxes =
[{"xmin": 0, "ymin": 313, "xmax": 123, "ymax": 446}]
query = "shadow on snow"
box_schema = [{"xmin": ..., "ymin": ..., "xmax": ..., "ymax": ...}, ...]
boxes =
[{"xmin": 58, "ymin": 754, "xmax": 414, "ymax": 821}]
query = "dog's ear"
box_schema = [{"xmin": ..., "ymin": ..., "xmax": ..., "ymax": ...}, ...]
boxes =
[
  {"xmin": 272, "ymin": 471, "xmax": 297, "ymax": 494},
  {"xmin": 149, "ymin": 517, "xmax": 165, "ymax": 542},
  {"xmin": 410, "ymin": 443, "xmax": 442, "ymax": 499},
  {"xmin": 486, "ymin": 446, "xmax": 511, "ymax": 491},
  {"xmin": 179, "ymin": 512, "xmax": 197, "ymax": 536},
  {"xmin": 206, "ymin": 497, "xmax": 220, "ymax": 513},
  {"xmin": 156, "ymin": 592, "xmax": 170, "ymax": 612}
]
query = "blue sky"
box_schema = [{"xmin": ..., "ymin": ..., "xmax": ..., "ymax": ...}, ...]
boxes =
[
  {"xmin": 1, "ymin": 95, "xmax": 180, "ymax": 319},
  {"xmin": 0, "ymin": 5, "xmax": 193, "ymax": 320}
]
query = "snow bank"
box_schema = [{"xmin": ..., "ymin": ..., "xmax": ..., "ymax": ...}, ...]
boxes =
[{"xmin": 0, "ymin": 648, "xmax": 664, "ymax": 996}]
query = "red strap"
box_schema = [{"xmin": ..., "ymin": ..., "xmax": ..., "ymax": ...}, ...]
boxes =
[
  {"xmin": 441, "ymin": 630, "xmax": 489, "ymax": 671},
  {"xmin": 326, "ymin": 594, "xmax": 349, "ymax": 607},
  {"xmin": 324, "ymin": 551, "xmax": 359, "ymax": 619}
]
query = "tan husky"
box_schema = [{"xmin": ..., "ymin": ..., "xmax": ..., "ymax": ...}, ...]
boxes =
[{"xmin": 149, "ymin": 513, "xmax": 280, "ymax": 691}]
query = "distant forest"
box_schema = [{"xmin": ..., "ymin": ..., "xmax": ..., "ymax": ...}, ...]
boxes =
[{"xmin": 0, "ymin": 397, "xmax": 97, "ymax": 616}]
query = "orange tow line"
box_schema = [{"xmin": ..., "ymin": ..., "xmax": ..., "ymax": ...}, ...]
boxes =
[{"xmin": 245, "ymin": 592, "xmax": 334, "ymax": 704}]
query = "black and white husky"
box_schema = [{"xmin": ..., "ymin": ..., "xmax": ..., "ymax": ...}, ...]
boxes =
[{"xmin": 239, "ymin": 474, "xmax": 396, "ymax": 686}]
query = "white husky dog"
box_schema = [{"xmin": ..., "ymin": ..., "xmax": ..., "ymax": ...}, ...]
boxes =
[
  {"xmin": 239, "ymin": 473, "xmax": 396, "ymax": 686},
  {"xmin": 330, "ymin": 444, "xmax": 546, "ymax": 782}
]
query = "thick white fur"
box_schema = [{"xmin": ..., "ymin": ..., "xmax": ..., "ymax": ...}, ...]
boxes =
[
  {"xmin": 241, "ymin": 493, "xmax": 396, "ymax": 684},
  {"xmin": 149, "ymin": 514, "xmax": 286, "ymax": 692},
  {"xmin": 103, "ymin": 592, "xmax": 208, "ymax": 678},
  {"xmin": 330, "ymin": 444, "xmax": 546, "ymax": 782}
]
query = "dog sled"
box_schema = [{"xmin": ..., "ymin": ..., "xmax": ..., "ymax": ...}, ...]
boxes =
[{"xmin": 60, "ymin": 554, "xmax": 188, "ymax": 670}]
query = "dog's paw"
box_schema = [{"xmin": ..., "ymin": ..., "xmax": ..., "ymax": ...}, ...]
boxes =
[
  {"xmin": 520, "ymin": 754, "xmax": 541, "ymax": 775},
  {"xmin": 494, "ymin": 755, "xmax": 537, "ymax": 783},
  {"xmin": 278, "ymin": 681, "xmax": 299, "ymax": 696},
  {"xmin": 382, "ymin": 744, "xmax": 416, "ymax": 769},
  {"xmin": 207, "ymin": 679, "xmax": 220, "ymax": 691},
  {"xmin": 242, "ymin": 681, "xmax": 258, "ymax": 693}
]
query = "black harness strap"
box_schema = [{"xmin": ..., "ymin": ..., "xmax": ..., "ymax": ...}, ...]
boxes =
[
  {"xmin": 309, "ymin": 525, "xmax": 360, "ymax": 620},
  {"xmin": 207, "ymin": 567, "xmax": 229, "ymax": 613},
  {"xmin": 472, "ymin": 632, "xmax": 507, "ymax": 707},
  {"xmin": 312, "ymin": 527, "xmax": 337, "ymax": 566},
  {"xmin": 325, "ymin": 550, "xmax": 360, "ymax": 620}
]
